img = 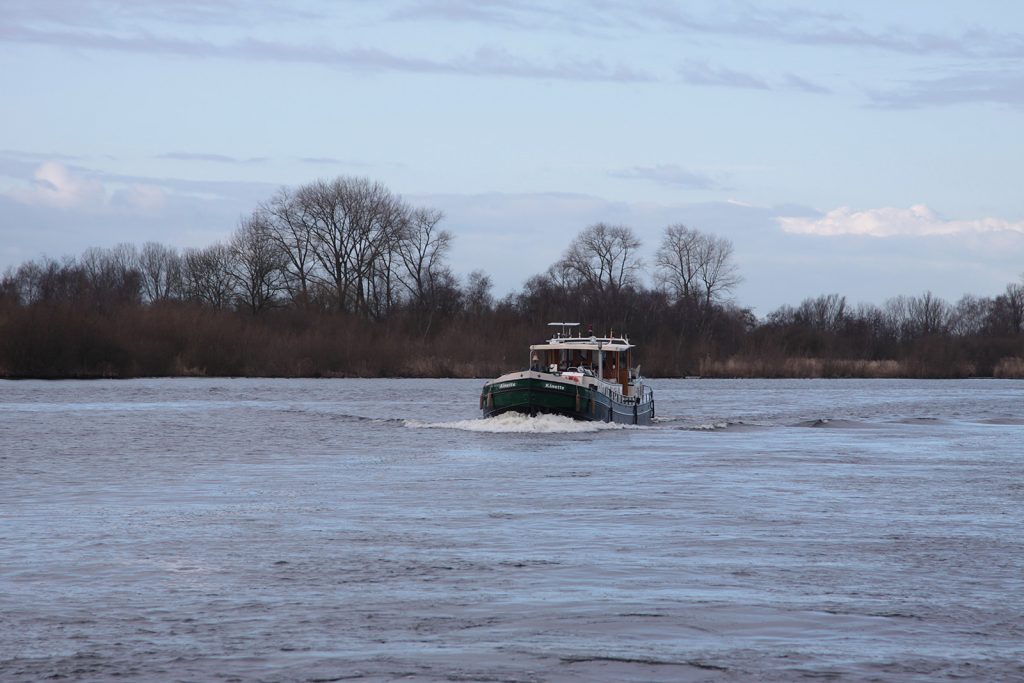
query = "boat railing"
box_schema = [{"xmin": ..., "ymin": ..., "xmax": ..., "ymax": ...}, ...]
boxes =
[{"xmin": 608, "ymin": 383, "xmax": 653, "ymax": 405}]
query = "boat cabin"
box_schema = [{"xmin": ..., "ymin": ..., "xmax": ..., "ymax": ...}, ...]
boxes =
[{"xmin": 529, "ymin": 323, "xmax": 637, "ymax": 395}]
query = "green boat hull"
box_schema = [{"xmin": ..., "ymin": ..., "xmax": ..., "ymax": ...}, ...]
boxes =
[{"xmin": 480, "ymin": 376, "xmax": 653, "ymax": 425}]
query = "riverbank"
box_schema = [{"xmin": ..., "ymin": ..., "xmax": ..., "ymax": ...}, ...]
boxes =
[
  {"xmin": 3, "ymin": 356, "xmax": 1023, "ymax": 380},
  {"xmin": 2, "ymin": 303, "xmax": 1022, "ymax": 380},
  {"xmin": 697, "ymin": 356, "xmax": 1024, "ymax": 379}
]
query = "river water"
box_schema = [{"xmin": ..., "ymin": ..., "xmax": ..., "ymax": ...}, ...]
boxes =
[{"xmin": 1, "ymin": 378, "xmax": 1022, "ymax": 682}]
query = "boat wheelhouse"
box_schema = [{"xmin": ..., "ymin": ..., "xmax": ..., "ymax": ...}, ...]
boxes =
[{"xmin": 480, "ymin": 322, "xmax": 654, "ymax": 425}]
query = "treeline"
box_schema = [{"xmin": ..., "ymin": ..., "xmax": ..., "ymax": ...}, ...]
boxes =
[{"xmin": 1, "ymin": 175, "xmax": 1022, "ymax": 378}]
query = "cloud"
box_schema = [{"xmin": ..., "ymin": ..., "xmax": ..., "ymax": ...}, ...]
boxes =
[
  {"xmin": 0, "ymin": 148, "xmax": 90, "ymax": 162},
  {"xmin": 677, "ymin": 61, "xmax": 831, "ymax": 94},
  {"xmin": 5, "ymin": 162, "xmax": 174, "ymax": 215},
  {"xmin": 111, "ymin": 184, "xmax": 167, "ymax": 212},
  {"xmin": 0, "ymin": 160, "xmax": 277, "ymax": 270},
  {"xmin": 8, "ymin": 162, "xmax": 107, "ymax": 209},
  {"xmin": 678, "ymin": 60, "xmax": 769, "ymax": 90},
  {"xmin": 299, "ymin": 156, "xmax": 346, "ymax": 165},
  {"xmin": 10, "ymin": 1, "xmax": 1024, "ymax": 68},
  {"xmin": 295, "ymin": 156, "xmax": 404, "ymax": 170},
  {"xmin": 867, "ymin": 69, "xmax": 1024, "ymax": 110},
  {"xmin": 454, "ymin": 46, "xmax": 650, "ymax": 82},
  {"xmin": 390, "ymin": 0, "xmax": 550, "ymax": 31},
  {"xmin": 3, "ymin": 0, "xmax": 320, "ymax": 30},
  {"xmin": 611, "ymin": 164, "xmax": 730, "ymax": 190},
  {"xmin": 778, "ymin": 205, "xmax": 1024, "ymax": 237},
  {"xmin": 700, "ymin": 10, "xmax": 1021, "ymax": 59},
  {"xmin": 158, "ymin": 152, "xmax": 269, "ymax": 164},
  {"xmin": 389, "ymin": 2, "xmax": 1024, "ymax": 59},
  {"xmin": 0, "ymin": 22, "xmax": 651, "ymax": 83},
  {"xmin": 781, "ymin": 73, "xmax": 831, "ymax": 94},
  {"xmin": 672, "ymin": 6, "xmax": 1024, "ymax": 60}
]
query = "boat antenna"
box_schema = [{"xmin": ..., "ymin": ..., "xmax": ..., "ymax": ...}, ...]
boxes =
[{"xmin": 547, "ymin": 321, "xmax": 580, "ymax": 338}]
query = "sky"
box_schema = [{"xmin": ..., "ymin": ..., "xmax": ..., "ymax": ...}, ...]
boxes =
[{"xmin": 1, "ymin": 0, "xmax": 1023, "ymax": 315}]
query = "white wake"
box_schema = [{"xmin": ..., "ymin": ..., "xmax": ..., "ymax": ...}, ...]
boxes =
[{"xmin": 405, "ymin": 412, "xmax": 630, "ymax": 433}]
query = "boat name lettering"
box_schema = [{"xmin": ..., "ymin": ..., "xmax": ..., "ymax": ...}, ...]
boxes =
[
  {"xmin": 496, "ymin": 382, "xmax": 517, "ymax": 389},
  {"xmin": 543, "ymin": 383, "xmax": 564, "ymax": 390}
]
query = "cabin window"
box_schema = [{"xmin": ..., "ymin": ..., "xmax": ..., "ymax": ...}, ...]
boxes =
[{"xmin": 572, "ymin": 351, "xmax": 584, "ymax": 367}]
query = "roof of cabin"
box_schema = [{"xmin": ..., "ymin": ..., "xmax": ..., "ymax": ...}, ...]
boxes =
[{"xmin": 530, "ymin": 336, "xmax": 634, "ymax": 352}]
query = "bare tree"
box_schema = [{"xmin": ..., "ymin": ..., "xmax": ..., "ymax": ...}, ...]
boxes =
[
  {"xmin": 797, "ymin": 293, "xmax": 847, "ymax": 333},
  {"xmin": 909, "ymin": 291, "xmax": 951, "ymax": 337},
  {"xmin": 884, "ymin": 295, "xmax": 912, "ymax": 340},
  {"xmin": 988, "ymin": 281, "xmax": 1024, "ymax": 334},
  {"xmin": 261, "ymin": 188, "xmax": 317, "ymax": 309},
  {"xmin": 228, "ymin": 212, "xmax": 287, "ymax": 314},
  {"xmin": 695, "ymin": 233, "xmax": 740, "ymax": 311},
  {"xmin": 517, "ymin": 272, "xmax": 574, "ymax": 324},
  {"xmin": 886, "ymin": 292, "xmax": 950, "ymax": 340},
  {"xmin": 344, "ymin": 179, "xmax": 407, "ymax": 317},
  {"xmin": 367, "ymin": 239, "xmax": 400, "ymax": 320},
  {"xmin": 2, "ymin": 257, "xmax": 84, "ymax": 305},
  {"xmin": 463, "ymin": 269, "xmax": 494, "ymax": 317},
  {"xmin": 949, "ymin": 294, "xmax": 991, "ymax": 336},
  {"xmin": 300, "ymin": 176, "xmax": 406, "ymax": 315},
  {"xmin": 256, "ymin": 177, "xmax": 453, "ymax": 318},
  {"xmin": 545, "ymin": 258, "xmax": 583, "ymax": 293},
  {"xmin": 557, "ymin": 223, "xmax": 642, "ymax": 297},
  {"xmin": 297, "ymin": 179, "xmax": 351, "ymax": 311},
  {"xmin": 3, "ymin": 260, "xmax": 47, "ymax": 305},
  {"xmin": 137, "ymin": 242, "xmax": 182, "ymax": 303},
  {"xmin": 655, "ymin": 224, "xmax": 703, "ymax": 303},
  {"xmin": 183, "ymin": 243, "xmax": 236, "ymax": 310},
  {"xmin": 397, "ymin": 207, "xmax": 451, "ymax": 308},
  {"xmin": 655, "ymin": 224, "xmax": 741, "ymax": 325},
  {"xmin": 79, "ymin": 243, "xmax": 142, "ymax": 306}
]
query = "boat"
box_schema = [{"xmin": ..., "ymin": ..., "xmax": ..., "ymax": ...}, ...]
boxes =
[{"xmin": 480, "ymin": 322, "xmax": 654, "ymax": 425}]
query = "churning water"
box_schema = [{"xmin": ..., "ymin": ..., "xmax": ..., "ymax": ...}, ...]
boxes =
[{"xmin": 2, "ymin": 378, "xmax": 1022, "ymax": 682}]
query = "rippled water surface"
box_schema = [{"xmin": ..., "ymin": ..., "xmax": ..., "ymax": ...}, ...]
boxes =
[{"xmin": 2, "ymin": 378, "xmax": 1023, "ymax": 682}]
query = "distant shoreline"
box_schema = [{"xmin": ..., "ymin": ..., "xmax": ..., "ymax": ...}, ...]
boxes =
[
  {"xmin": 3, "ymin": 362, "xmax": 1021, "ymax": 381},
  {"xmin": 4, "ymin": 208, "xmax": 1024, "ymax": 384}
]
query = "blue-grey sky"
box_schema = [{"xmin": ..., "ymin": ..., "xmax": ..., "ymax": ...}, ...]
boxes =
[{"xmin": 2, "ymin": 0, "xmax": 1022, "ymax": 314}]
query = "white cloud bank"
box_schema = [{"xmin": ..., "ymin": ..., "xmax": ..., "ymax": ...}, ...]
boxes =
[
  {"xmin": 6, "ymin": 162, "xmax": 166, "ymax": 213},
  {"xmin": 778, "ymin": 204, "xmax": 1024, "ymax": 237},
  {"xmin": 9, "ymin": 162, "xmax": 106, "ymax": 209}
]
